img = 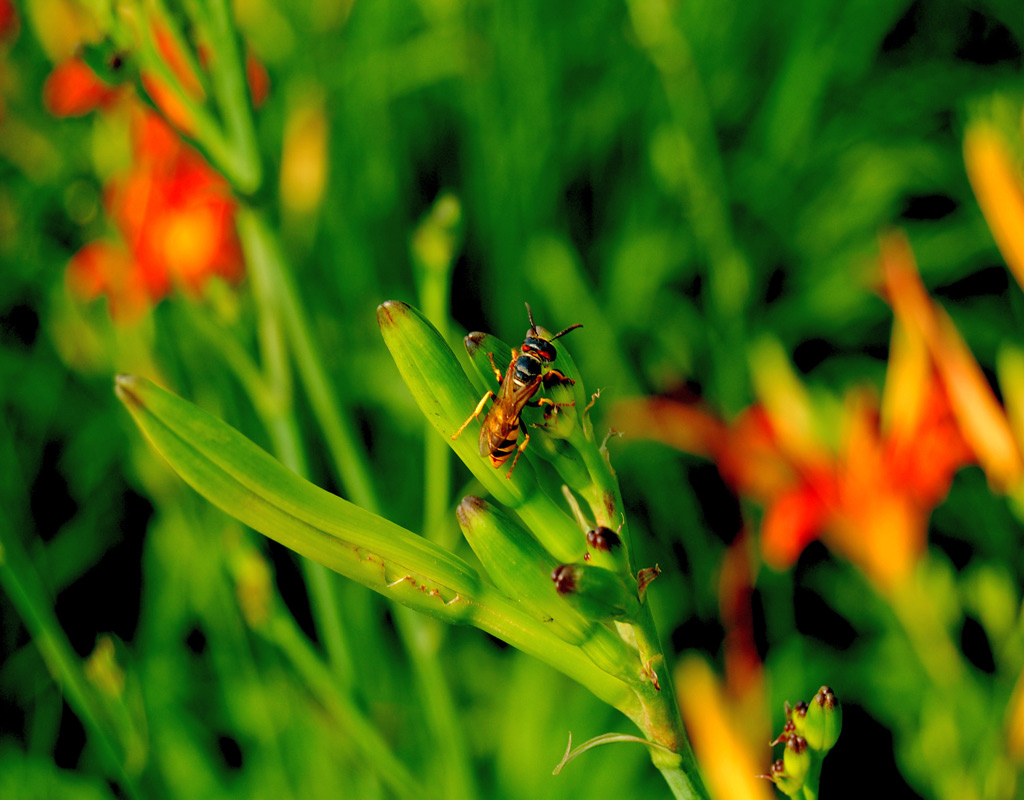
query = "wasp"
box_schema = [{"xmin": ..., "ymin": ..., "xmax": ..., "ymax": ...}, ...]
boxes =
[{"xmin": 451, "ymin": 303, "xmax": 582, "ymax": 478}]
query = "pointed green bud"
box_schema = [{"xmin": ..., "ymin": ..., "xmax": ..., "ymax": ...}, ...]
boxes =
[
  {"xmin": 114, "ymin": 375, "xmax": 483, "ymax": 620},
  {"xmin": 764, "ymin": 759, "xmax": 803, "ymax": 797},
  {"xmin": 782, "ymin": 734, "xmax": 810, "ymax": 787},
  {"xmin": 804, "ymin": 686, "xmax": 842, "ymax": 752},
  {"xmin": 551, "ymin": 563, "xmax": 640, "ymax": 622},
  {"xmin": 379, "ymin": 301, "xmax": 535, "ymax": 506},
  {"xmin": 788, "ymin": 700, "xmax": 809, "ymax": 739},
  {"xmin": 411, "ymin": 193, "xmax": 462, "ymax": 278},
  {"xmin": 456, "ymin": 496, "xmax": 591, "ymax": 645},
  {"xmin": 379, "ymin": 301, "xmax": 583, "ymax": 562},
  {"xmin": 457, "ymin": 498, "xmax": 640, "ymax": 683}
]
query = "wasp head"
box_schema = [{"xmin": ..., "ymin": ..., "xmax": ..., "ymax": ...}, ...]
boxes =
[{"xmin": 522, "ymin": 302, "xmax": 582, "ymax": 365}]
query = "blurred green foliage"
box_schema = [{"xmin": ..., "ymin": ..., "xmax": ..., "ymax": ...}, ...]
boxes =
[{"xmin": 2, "ymin": 0, "xmax": 1024, "ymax": 797}]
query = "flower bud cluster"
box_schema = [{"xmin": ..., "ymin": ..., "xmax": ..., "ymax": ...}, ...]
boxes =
[{"xmin": 761, "ymin": 686, "xmax": 842, "ymax": 797}]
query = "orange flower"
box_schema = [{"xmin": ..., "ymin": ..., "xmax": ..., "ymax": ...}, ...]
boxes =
[
  {"xmin": 66, "ymin": 109, "xmax": 243, "ymax": 321},
  {"xmin": 880, "ymin": 230, "xmax": 1023, "ymax": 490},
  {"xmin": 66, "ymin": 240, "xmax": 151, "ymax": 323},
  {"xmin": 613, "ymin": 236, "xmax": 1004, "ymax": 593},
  {"xmin": 964, "ymin": 121, "xmax": 1024, "ymax": 293},
  {"xmin": 677, "ymin": 655, "xmax": 773, "ymax": 800},
  {"xmin": 42, "ymin": 26, "xmax": 268, "ymax": 322},
  {"xmin": 42, "ymin": 57, "xmax": 122, "ymax": 116}
]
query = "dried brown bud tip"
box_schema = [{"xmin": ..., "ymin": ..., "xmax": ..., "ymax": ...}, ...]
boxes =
[
  {"xmin": 552, "ymin": 564, "xmax": 580, "ymax": 595},
  {"xmin": 637, "ymin": 564, "xmax": 661, "ymax": 599},
  {"xmin": 814, "ymin": 685, "xmax": 838, "ymax": 710},
  {"xmin": 785, "ymin": 734, "xmax": 808, "ymax": 755},
  {"xmin": 586, "ymin": 526, "xmax": 622, "ymax": 552}
]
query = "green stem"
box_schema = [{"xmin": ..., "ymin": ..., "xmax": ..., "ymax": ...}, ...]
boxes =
[
  {"xmin": 193, "ymin": 513, "xmax": 296, "ymax": 800},
  {"xmin": 264, "ymin": 613, "xmax": 433, "ymax": 800},
  {"xmin": 651, "ymin": 747, "xmax": 710, "ymax": 800},
  {"xmin": 623, "ymin": 0, "xmax": 750, "ymax": 412},
  {"xmin": 151, "ymin": 0, "xmax": 213, "ymax": 99},
  {"xmin": 632, "ymin": 603, "xmax": 709, "ymax": 800},
  {"xmin": 408, "ymin": 228, "xmax": 478, "ymax": 800},
  {"xmin": 202, "ymin": 0, "xmax": 263, "ymax": 194},
  {"xmin": 131, "ymin": 19, "xmax": 249, "ymax": 191},
  {"xmin": 0, "ymin": 517, "xmax": 142, "ymax": 800},
  {"xmin": 890, "ymin": 577, "xmax": 965, "ymax": 690},
  {"xmin": 237, "ymin": 208, "xmax": 382, "ymax": 514},
  {"xmin": 801, "ymin": 756, "xmax": 823, "ymax": 800},
  {"xmin": 239, "ymin": 215, "xmax": 354, "ymax": 685},
  {"xmin": 571, "ymin": 391, "xmax": 709, "ymax": 798}
]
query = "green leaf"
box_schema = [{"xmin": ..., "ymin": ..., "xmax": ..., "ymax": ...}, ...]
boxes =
[{"xmin": 114, "ymin": 375, "xmax": 638, "ymax": 714}]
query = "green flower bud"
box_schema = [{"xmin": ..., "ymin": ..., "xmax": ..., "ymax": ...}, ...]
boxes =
[
  {"xmin": 551, "ymin": 563, "xmax": 640, "ymax": 622},
  {"xmin": 455, "ymin": 498, "xmax": 640, "ymax": 683},
  {"xmin": 763, "ymin": 760, "xmax": 803, "ymax": 798},
  {"xmin": 411, "ymin": 193, "xmax": 461, "ymax": 278},
  {"xmin": 379, "ymin": 301, "xmax": 583, "ymax": 562},
  {"xmin": 456, "ymin": 496, "xmax": 590, "ymax": 645},
  {"xmin": 788, "ymin": 700, "xmax": 809, "ymax": 739},
  {"xmin": 782, "ymin": 734, "xmax": 810, "ymax": 787},
  {"xmin": 804, "ymin": 686, "xmax": 842, "ymax": 752},
  {"xmin": 379, "ymin": 302, "xmax": 535, "ymax": 507}
]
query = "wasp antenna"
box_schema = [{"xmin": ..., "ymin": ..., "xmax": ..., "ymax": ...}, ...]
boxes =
[
  {"xmin": 551, "ymin": 323, "xmax": 583, "ymax": 341},
  {"xmin": 525, "ymin": 302, "xmax": 538, "ymax": 333}
]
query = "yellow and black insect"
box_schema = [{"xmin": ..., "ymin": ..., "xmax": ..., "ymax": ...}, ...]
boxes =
[{"xmin": 452, "ymin": 304, "xmax": 582, "ymax": 478}]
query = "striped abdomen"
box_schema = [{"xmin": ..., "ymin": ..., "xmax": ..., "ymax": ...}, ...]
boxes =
[{"xmin": 479, "ymin": 404, "xmax": 521, "ymax": 467}]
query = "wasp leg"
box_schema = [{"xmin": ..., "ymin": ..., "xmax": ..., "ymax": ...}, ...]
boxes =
[
  {"xmin": 525, "ymin": 395, "xmax": 576, "ymax": 410},
  {"xmin": 505, "ymin": 429, "xmax": 531, "ymax": 479},
  {"xmin": 536, "ymin": 397, "xmax": 575, "ymax": 409},
  {"xmin": 451, "ymin": 391, "xmax": 495, "ymax": 440},
  {"xmin": 536, "ymin": 395, "xmax": 577, "ymax": 415},
  {"xmin": 542, "ymin": 369, "xmax": 575, "ymax": 390}
]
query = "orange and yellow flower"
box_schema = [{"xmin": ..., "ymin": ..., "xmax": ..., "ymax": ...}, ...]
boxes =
[
  {"xmin": 62, "ymin": 107, "xmax": 243, "ymax": 323},
  {"xmin": 677, "ymin": 653, "xmax": 773, "ymax": 800},
  {"xmin": 43, "ymin": 23, "xmax": 268, "ymax": 322},
  {"xmin": 615, "ymin": 233, "xmax": 1020, "ymax": 595}
]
